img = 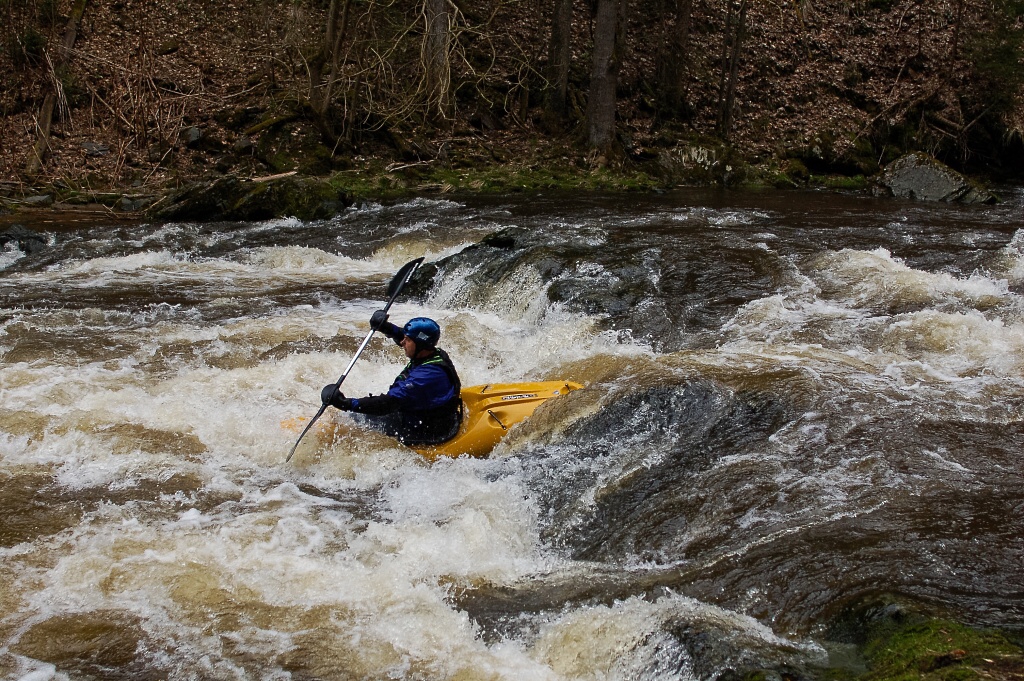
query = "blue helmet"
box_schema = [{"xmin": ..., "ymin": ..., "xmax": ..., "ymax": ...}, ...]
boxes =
[{"xmin": 403, "ymin": 317, "xmax": 440, "ymax": 349}]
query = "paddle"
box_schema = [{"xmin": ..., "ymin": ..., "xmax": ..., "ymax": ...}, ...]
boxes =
[{"xmin": 285, "ymin": 257, "xmax": 425, "ymax": 462}]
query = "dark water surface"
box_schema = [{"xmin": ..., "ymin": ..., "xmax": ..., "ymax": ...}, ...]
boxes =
[{"xmin": 1, "ymin": 189, "xmax": 1022, "ymax": 680}]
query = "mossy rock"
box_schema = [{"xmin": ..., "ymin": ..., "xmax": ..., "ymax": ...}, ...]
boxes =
[
  {"xmin": 863, "ymin": 618, "xmax": 1023, "ymax": 680},
  {"xmin": 297, "ymin": 143, "xmax": 335, "ymax": 175},
  {"xmin": 653, "ymin": 137, "xmax": 743, "ymax": 186},
  {"xmin": 847, "ymin": 136, "xmax": 881, "ymax": 176},
  {"xmin": 789, "ymin": 131, "xmax": 875, "ymax": 176},
  {"xmin": 150, "ymin": 176, "xmax": 242, "ymax": 221},
  {"xmin": 230, "ymin": 176, "xmax": 350, "ymax": 220},
  {"xmin": 785, "ymin": 158, "xmax": 810, "ymax": 182},
  {"xmin": 150, "ymin": 175, "xmax": 351, "ymax": 222},
  {"xmin": 824, "ymin": 598, "xmax": 1024, "ymax": 681}
]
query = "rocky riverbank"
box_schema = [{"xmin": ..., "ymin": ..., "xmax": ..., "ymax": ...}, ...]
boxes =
[{"xmin": 0, "ymin": 147, "xmax": 999, "ymax": 229}]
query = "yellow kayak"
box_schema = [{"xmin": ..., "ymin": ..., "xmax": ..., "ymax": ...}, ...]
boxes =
[
  {"xmin": 414, "ymin": 381, "xmax": 583, "ymax": 460},
  {"xmin": 284, "ymin": 381, "xmax": 583, "ymax": 460}
]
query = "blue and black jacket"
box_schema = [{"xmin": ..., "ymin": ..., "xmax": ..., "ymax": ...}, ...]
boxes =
[{"xmin": 347, "ymin": 321, "xmax": 462, "ymax": 445}]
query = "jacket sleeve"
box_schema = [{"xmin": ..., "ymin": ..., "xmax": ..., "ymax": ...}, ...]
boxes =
[
  {"xmin": 378, "ymin": 321, "xmax": 404, "ymax": 344},
  {"xmin": 349, "ymin": 394, "xmax": 402, "ymax": 415}
]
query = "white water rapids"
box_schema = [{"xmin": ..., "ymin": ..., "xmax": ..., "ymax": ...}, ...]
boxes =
[{"xmin": 1, "ymin": 191, "xmax": 1023, "ymax": 679}]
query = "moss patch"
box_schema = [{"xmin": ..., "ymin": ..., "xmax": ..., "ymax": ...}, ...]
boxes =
[
  {"xmin": 814, "ymin": 174, "xmax": 871, "ymax": 191},
  {"xmin": 861, "ymin": 618, "xmax": 1024, "ymax": 681},
  {"xmin": 329, "ymin": 161, "xmax": 662, "ymax": 201}
]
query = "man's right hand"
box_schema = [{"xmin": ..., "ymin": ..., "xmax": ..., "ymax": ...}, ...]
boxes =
[
  {"xmin": 321, "ymin": 384, "xmax": 352, "ymax": 410},
  {"xmin": 370, "ymin": 310, "xmax": 389, "ymax": 330}
]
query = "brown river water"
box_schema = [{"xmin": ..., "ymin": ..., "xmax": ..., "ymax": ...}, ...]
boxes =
[{"xmin": 1, "ymin": 189, "xmax": 1022, "ymax": 679}]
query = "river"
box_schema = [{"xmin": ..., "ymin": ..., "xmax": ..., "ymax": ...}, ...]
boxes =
[{"xmin": 1, "ymin": 188, "xmax": 1022, "ymax": 680}]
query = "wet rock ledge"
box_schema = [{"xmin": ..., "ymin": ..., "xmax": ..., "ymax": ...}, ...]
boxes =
[
  {"xmin": 148, "ymin": 173, "xmax": 352, "ymax": 222},
  {"xmin": 0, "ymin": 173, "xmax": 352, "ymax": 225}
]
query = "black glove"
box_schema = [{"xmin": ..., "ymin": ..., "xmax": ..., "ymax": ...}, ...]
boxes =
[
  {"xmin": 370, "ymin": 310, "xmax": 389, "ymax": 330},
  {"xmin": 321, "ymin": 384, "xmax": 352, "ymax": 410}
]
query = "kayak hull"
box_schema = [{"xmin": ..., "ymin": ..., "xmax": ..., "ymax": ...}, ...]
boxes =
[
  {"xmin": 413, "ymin": 381, "xmax": 582, "ymax": 460},
  {"xmin": 284, "ymin": 380, "xmax": 582, "ymax": 460}
]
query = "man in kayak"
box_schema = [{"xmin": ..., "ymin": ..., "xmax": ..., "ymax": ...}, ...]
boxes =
[{"xmin": 320, "ymin": 312, "xmax": 462, "ymax": 446}]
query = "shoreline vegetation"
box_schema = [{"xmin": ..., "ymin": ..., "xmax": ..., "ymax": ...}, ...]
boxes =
[
  {"xmin": 0, "ymin": 146, "xmax": 1003, "ymax": 225},
  {"xmin": 3, "ymin": 0, "xmax": 1023, "ymax": 220}
]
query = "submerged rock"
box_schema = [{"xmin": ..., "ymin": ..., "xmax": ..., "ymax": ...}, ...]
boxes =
[
  {"xmin": 407, "ymin": 225, "xmax": 680, "ymax": 347},
  {"xmin": 0, "ymin": 224, "xmax": 48, "ymax": 254},
  {"xmin": 879, "ymin": 152, "xmax": 996, "ymax": 204},
  {"xmin": 150, "ymin": 174, "xmax": 351, "ymax": 222}
]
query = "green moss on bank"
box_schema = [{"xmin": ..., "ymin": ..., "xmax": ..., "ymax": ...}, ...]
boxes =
[
  {"xmin": 860, "ymin": 618, "xmax": 1022, "ymax": 681},
  {"xmin": 328, "ymin": 162, "xmax": 662, "ymax": 200},
  {"xmin": 815, "ymin": 174, "xmax": 871, "ymax": 191}
]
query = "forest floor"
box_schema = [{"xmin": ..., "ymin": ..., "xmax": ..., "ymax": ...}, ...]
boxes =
[{"xmin": 1, "ymin": 0, "xmax": 1022, "ymax": 216}]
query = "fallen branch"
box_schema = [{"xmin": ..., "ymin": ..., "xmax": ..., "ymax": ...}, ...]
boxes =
[
  {"xmin": 252, "ymin": 170, "xmax": 299, "ymax": 182},
  {"xmin": 243, "ymin": 113, "xmax": 300, "ymax": 136},
  {"xmin": 386, "ymin": 160, "xmax": 435, "ymax": 172}
]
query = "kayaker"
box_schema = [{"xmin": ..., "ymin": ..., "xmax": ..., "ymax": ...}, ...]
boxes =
[{"xmin": 320, "ymin": 312, "xmax": 462, "ymax": 446}]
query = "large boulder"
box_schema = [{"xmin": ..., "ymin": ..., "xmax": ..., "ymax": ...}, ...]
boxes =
[
  {"xmin": 879, "ymin": 152, "xmax": 996, "ymax": 204},
  {"xmin": 150, "ymin": 174, "xmax": 351, "ymax": 222}
]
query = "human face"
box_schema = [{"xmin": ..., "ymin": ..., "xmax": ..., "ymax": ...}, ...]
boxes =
[{"xmin": 400, "ymin": 335, "xmax": 417, "ymax": 358}]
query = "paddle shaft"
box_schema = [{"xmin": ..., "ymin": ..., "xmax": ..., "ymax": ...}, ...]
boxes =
[{"xmin": 285, "ymin": 258, "xmax": 423, "ymax": 462}]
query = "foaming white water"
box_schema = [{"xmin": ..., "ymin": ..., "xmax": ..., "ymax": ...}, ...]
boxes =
[
  {"xmin": 425, "ymin": 256, "xmax": 649, "ymax": 343},
  {"xmin": 994, "ymin": 228, "xmax": 1024, "ymax": 284},
  {"xmin": 531, "ymin": 592, "xmax": 824, "ymax": 680},
  {"xmin": 670, "ymin": 206, "xmax": 769, "ymax": 227},
  {"xmin": 388, "ymin": 197, "xmax": 465, "ymax": 211},
  {"xmin": 0, "ymin": 286, "xmax": 624, "ymax": 477},
  {"xmin": 243, "ymin": 245, "xmax": 378, "ymax": 274},
  {"xmin": 3, "ymin": 471, "xmax": 559, "ymax": 679},
  {"xmin": 372, "ymin": 239, "xmax": 477, "ymax": 273},
  {"xmin": 813, "ymin": 247, "xmax": 1010, "ymax": 310},
  {"xmin": 2, "ymin": 264, "xmax": 614, "ymax": 675},
  {"xmin": 721, "ymin": 247, "xmax": 1024, "ymax": 384},
  {"xmin": 880, "ymin": 309, "xmax": 1024, "ymax": 375},
  {"xmin": 2, "ymin": 247, "xmax": 386, "ymax": 293},
  {"xmin": 429, "ymin": 262, "xmax": 552, "ymax": 324},
  {"xmin": 14, "ymin": 200, "xmax": 1022, "ymax": 679},
  {"xmin": 1, "ymin": 242, "xmax": 25, "ymax": 270},
  {"xmin": 0, "ymin": 231, "xmax": 657, "ymax": 679},
  {"xmin": 0, "ymin": 243, "xmax": 489, "ymax": 300}
]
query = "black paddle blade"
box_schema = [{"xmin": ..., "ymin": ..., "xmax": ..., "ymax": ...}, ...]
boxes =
[
  {"xmin": 285, "ymin": 403, "xmax": 329, "ymax": 463},
  {"xmin": 387, "ymin": 257, "xmax": 424, "ymax": 299}
]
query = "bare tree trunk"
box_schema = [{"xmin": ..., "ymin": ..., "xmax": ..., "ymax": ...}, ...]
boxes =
[
  {"xmin": 545, "ymin": 0, "xmax": 573, "ymax": 122},
  {"xmin": 321, "ymin": 0, "xmax": 354, "ymax": 111},
  {"xmin": 310, "ymin": 0, "xmax": 353, "ymax": 115},
  {"xmin": 715, "ymin": 0, "xmax": 734, "ymax": 132},
  {"xmin": 656, "ymin": 0, "xmax": 693, "ymax": 118},
  {"xmin": 423, "ymin": 0, "xmax": 452, "ymax": 120},
  {"xmin": 950, "ymin": 0, "xmax": 965, "ymax": 59},
  {"xmin": 586, "ymin": 0, "xmax": 624, "ymax": 152},
  {"xmin": 24, "ymin": 0, "xmax": 88, "ymax": 179},
  {"xmin": 716, "ymin": 0, "xmax": 747, "ymax": 138}
]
